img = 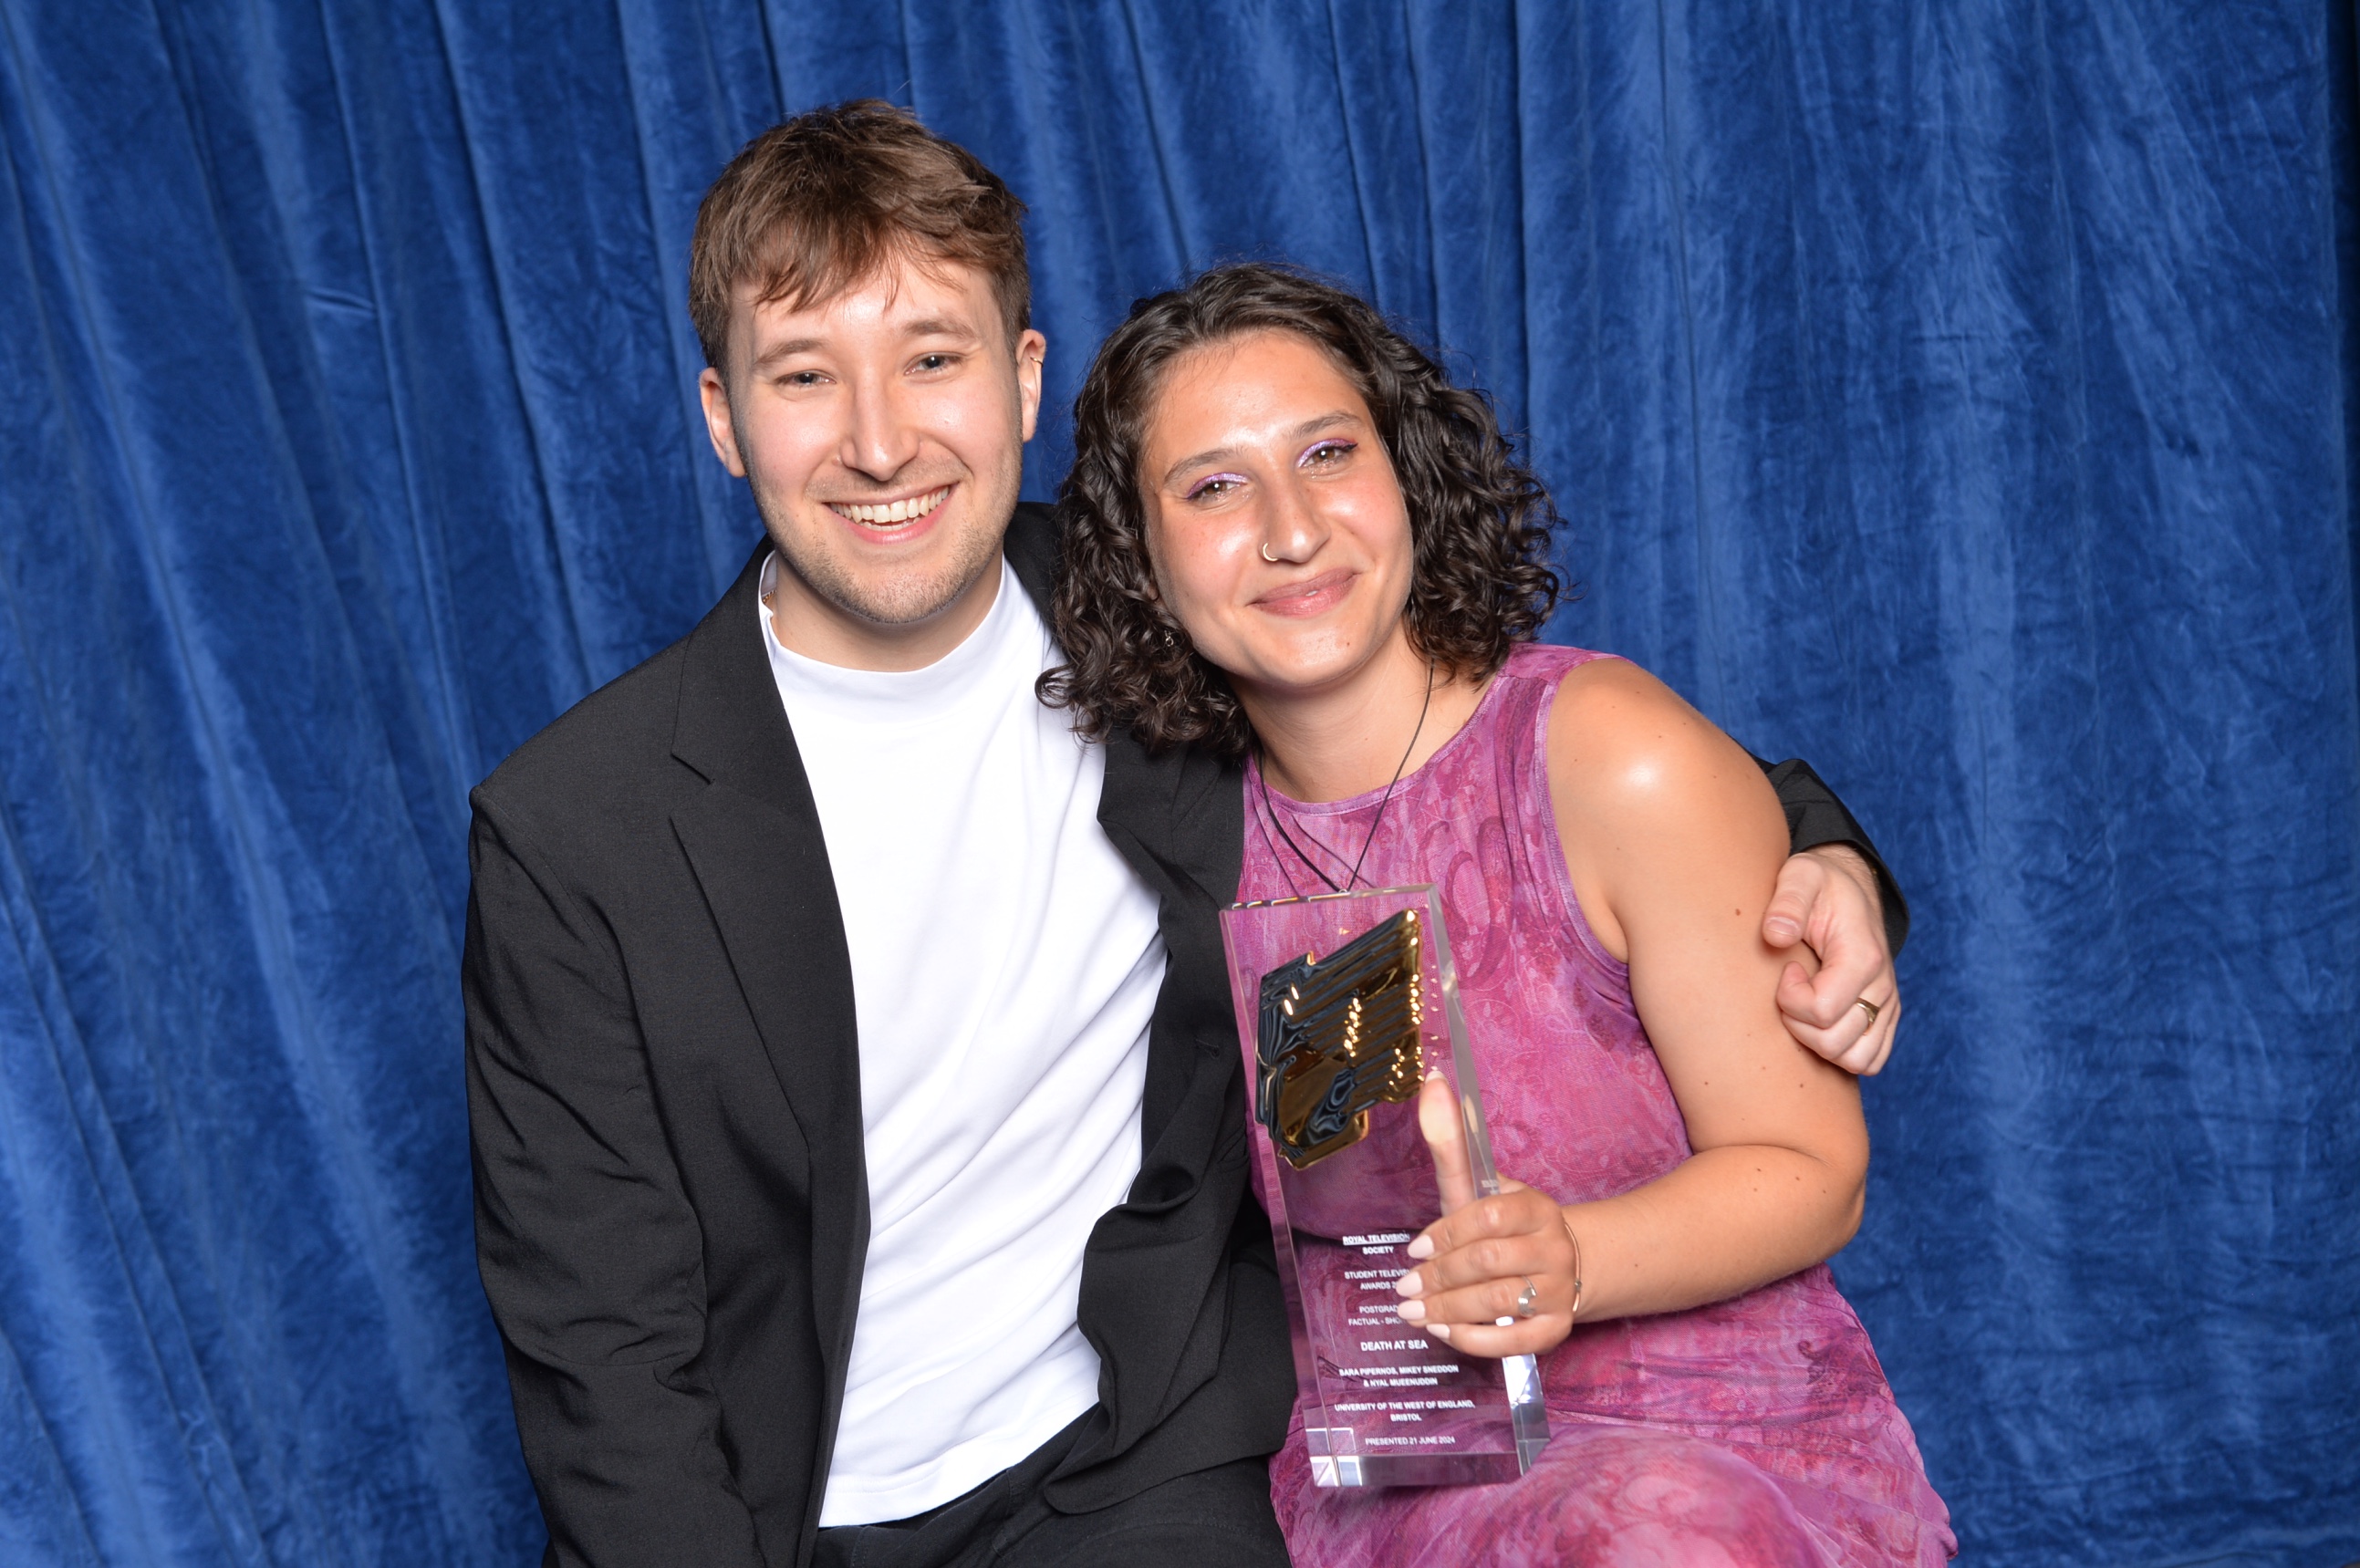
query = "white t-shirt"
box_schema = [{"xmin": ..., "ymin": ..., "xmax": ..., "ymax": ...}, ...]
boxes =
[{"xmin": 757, "ymin": 555, "xmax": 1165, "ymax": 1527}]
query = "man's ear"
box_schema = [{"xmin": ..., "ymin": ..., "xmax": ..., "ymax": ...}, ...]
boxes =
[
  {"xmin": 698, "ymin": 366, "xmax": 747, "ymax": 476},
  {"xmin": 1015, "ymin": 328, "xmax": 1046, "ymax": 442}
]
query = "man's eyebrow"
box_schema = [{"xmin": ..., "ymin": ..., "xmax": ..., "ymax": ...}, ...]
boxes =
[
  {"xmin": 1159, "ymin": 410, "xmax": 1362, "ymax": 489},
  {"xmin": 900, "ymin": 316, "xmax": 981, "ymax": 341},
  {"xmin": 751, "ymin": 337, "xmax": 825, "ymax": 369},
  {"xmin": 748, "ymin": 314, "xmax": 983, "ymax": 370}
]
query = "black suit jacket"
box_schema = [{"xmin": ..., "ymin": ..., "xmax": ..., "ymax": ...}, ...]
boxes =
[{"xmin": 463, "ymin": 502, "xmax": 1904, "ymax": 1568}]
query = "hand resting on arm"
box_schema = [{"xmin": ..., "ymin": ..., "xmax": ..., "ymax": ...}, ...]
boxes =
[{"xmin": 1766, "ymin": 843, "xmax": 1900, "ymax": 1075}]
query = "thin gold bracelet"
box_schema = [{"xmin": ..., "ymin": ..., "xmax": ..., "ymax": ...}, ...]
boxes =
[{"xmin": 1562, "ymin": 1211, "xmax": 1586, "ymax": 1322}]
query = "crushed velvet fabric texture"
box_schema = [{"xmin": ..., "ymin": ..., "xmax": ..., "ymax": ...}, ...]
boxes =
[
  {"xmin": 0, "ymin": 4, "xmax": 2352, "ymax": 1565},
  {"xmin": 1245, "ymin": 647, "xmax": 1952, "ymax": 1567}
]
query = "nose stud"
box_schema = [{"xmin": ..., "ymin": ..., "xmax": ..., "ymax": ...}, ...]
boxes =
[{"xmin": 1261, "ymin": 543, "xmax": 1279, "ymax": 564}]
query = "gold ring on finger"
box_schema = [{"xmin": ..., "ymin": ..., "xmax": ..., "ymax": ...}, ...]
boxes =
[{"xmin": 1854, "ymin": 997, "xmax": 1880, "ymax": 1026}]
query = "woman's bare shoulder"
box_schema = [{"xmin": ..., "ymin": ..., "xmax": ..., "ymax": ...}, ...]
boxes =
[{"xmin": 1544, "ymin": 657, "xmax": 1766, "ymax": 824}]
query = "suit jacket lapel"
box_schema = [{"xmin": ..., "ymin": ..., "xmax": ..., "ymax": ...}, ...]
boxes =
[
  {"xmin": 1004, "ymin": 499, "xmax": 1248, "ymax": 1142},
  {"xmin": 666, "ymin": 545, "xmax": 868, "ymax": 1425},
  {"xmin": 1003, "ymin": 498, "xmax": 1060, "ymax": 608},
  {"xmin": 1004, "ymin": 506, "xmax": 1260, "ymax": 1463}
]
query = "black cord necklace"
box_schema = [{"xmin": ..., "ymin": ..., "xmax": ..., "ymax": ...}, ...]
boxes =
[{"xmin": 1256, "ymin": 659, "xmax": 1437, "ymax": 897}]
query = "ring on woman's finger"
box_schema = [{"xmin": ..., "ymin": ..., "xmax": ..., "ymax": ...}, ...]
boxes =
[
  {"xmin": 1853, "ymin": 996, "xmax": 1880, "ymax": 1026},
  {"xmin": 1514, "ymin": 1276, "xmax": 1539, "ymax": 1319}
]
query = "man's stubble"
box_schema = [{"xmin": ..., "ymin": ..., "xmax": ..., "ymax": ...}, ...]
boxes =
[{"xmin": 746, "ymin": 459, "xmax": 1016, "ymax": 631}]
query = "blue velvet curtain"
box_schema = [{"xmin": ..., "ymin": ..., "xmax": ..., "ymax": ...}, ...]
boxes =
[{"xmin": 2, "ymin": 3, "xmax": 2352, "ymax": 1563}]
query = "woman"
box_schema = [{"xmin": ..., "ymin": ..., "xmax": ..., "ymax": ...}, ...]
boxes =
[{"xmin": 1044, "ymin": 265, "xmax": 1952, "ymax": 1566}]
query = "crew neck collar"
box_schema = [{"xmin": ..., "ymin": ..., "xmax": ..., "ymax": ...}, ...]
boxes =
[{"xmin": 758, "ymin": 553, "xmax": 1027, "ymax": 721}]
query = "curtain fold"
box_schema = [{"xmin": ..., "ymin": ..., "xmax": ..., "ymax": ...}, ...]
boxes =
[{"xmin": 1, "ymin": 3, "xmax": 2351, "ymax": 1563}]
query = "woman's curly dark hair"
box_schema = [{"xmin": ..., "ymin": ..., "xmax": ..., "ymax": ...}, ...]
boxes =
[{"xmin": 1040, "ymin": 263, "xmax": 1565, "ymax": 759}]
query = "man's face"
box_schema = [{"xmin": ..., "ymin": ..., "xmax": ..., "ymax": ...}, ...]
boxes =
[{"xmin": 699, "ymin": 252, "xmax": 1045, "ymax": 668}]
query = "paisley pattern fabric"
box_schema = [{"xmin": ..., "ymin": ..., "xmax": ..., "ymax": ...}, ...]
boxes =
[{"xmin": 1242, "ymin": 644, "xmax": 1954, "ymax": 1567}]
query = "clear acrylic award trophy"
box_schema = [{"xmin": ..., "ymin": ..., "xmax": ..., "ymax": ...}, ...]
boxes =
[{"xmin": 1221, "ymin": 886, "xmax": 1549, "ymax": 1487}]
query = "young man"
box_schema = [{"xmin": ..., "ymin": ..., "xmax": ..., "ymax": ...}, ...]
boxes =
[{"xmin": 463, "ymin": 101, "xmax": 1908, "ymax": 1568}]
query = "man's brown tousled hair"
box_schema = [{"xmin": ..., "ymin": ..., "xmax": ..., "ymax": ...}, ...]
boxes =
[
  {"xmin": 689, "ymin": 100, "xmax": 1030, "ymax": 373},
  {"xmin": 1041, "ymin": 264, "xmax": 1565, "ymax": 760}
]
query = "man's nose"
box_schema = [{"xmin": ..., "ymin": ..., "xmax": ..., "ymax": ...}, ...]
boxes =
[{"xmin": 840, "ymin": 375, "xmax": 920, "ymax": 482}]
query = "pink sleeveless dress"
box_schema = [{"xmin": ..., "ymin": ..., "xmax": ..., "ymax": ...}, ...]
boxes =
[{"xmin": 1244, "ymin": 645, "xmax": 1954, "ymax": 1568}]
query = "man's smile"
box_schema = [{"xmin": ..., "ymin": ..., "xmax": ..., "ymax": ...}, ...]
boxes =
[{"xmin": 826, "ymin": 485, "xmax": 953, "ymax": 529}]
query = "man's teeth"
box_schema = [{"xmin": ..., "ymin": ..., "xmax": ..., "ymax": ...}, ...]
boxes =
[{"xmin": 833, "ymin": 488, "xmax": 950, "ymax": 525}]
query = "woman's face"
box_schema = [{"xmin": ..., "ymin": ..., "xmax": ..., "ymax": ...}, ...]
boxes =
[{"xmin": 1139, "ymin": 330, "xmax": 1414, "ymax": 701}]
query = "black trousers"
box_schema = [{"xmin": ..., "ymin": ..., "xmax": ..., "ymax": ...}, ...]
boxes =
[{"xmin": 813, "ymin": 1412, "xmax": 1289, "ymax": 1568}]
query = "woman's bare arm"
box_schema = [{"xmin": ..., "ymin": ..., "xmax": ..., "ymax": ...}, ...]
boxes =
[{"xmin": 1392, "ymin": 659, "xmax": 1868, "ymax": 1355}]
